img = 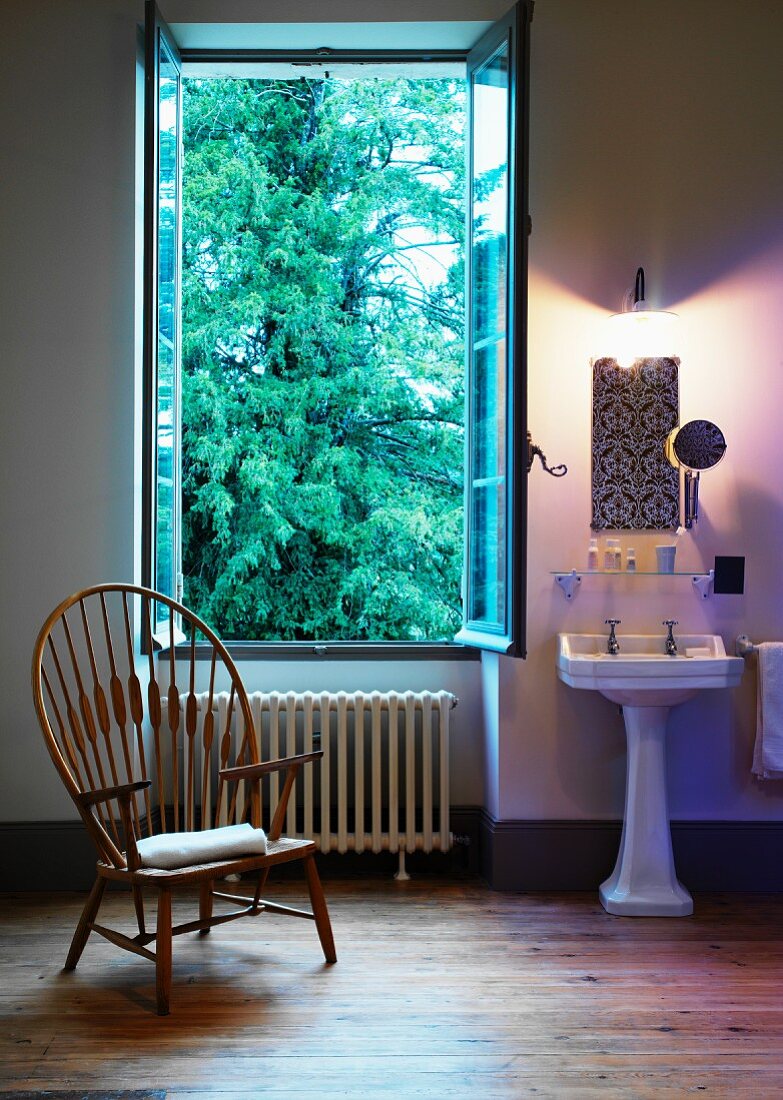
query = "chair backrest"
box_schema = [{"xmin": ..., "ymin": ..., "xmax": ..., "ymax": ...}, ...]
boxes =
[{"xmin": 32, "ymin": 583, "xmax": 260, "ymax": 868}]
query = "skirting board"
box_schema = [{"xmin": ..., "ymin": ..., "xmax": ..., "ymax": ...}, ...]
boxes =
[
  {"xmin": 480, "ymin": 812, "xmax": 783, "ymax": 893},
  {"xmin": 2, "ymin": 813, "xmax": 781, "ymax": 892},
  {"xmin": 0, "ymin": 809, "xmax": 482, "ymax": 892}
]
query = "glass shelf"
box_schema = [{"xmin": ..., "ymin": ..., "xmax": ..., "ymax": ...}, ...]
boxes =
[
  {"xmin": 550, "ymin": 570, "xmax": 710, "ymax": 577},
  {"xmin": 551, "ymin": 568, "xmax": 714, "ymax": 601}
]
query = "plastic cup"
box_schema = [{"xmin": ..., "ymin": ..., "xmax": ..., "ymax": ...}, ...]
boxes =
[{"xmin": 656, "ymin": 545, "xmax": 677, "ymax": 573}]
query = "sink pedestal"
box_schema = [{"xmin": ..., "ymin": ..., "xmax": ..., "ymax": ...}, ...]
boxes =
[
  {"xmin": 557, "ymin": 631, "xmax": 743, "ymax": 917},
  {"xmin": 600, "ymin": 705, "xmax": 692, "ymax": 917}
]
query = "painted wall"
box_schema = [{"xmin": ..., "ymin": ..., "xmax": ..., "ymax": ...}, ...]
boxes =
[
  {"xmin": 0, "ymin": 0, "xmax": 485, "ymax": 820},
  {"xmin": 506, "ymin": 0, "xmax": 783, "ymax": 822},
  {"xmin": 0, "ymin": 0, "xmax": 143, "ymax": 821},
  {"xmin": 2, "ymin": 0, "xmax": 782, "ymax": 831}
]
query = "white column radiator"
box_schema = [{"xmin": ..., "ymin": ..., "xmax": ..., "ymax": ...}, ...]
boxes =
[{"xmin": 186, "ymin": 690, "xmax": 457, "ymax": 875}]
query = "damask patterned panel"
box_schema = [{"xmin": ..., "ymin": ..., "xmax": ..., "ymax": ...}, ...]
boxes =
[{"xmin": 591, "ymin": 357, "xmax": 679, "ymax": 530}]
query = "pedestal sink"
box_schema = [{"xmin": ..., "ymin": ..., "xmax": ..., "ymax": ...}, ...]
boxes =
[{"xmin": 557, "ymin": 633, "xmax": 743, "ymax": 916}]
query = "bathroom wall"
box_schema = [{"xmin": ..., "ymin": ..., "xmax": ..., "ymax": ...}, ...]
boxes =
[
  {"xmin": 2, "ymin": 0, "xmax": 782, "ymax": 843},
  {"xmin": 504, "ymin": 0, "xmax": 783, "ymax": 823}
]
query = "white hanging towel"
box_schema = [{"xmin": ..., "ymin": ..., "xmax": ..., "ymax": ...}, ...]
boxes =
[{"xmin": 752, "ymin": 642, "xmax": 783, "ymax": 779}]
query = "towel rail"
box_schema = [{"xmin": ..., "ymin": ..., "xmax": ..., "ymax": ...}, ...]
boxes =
[{"xmin": 736, "ymin": 634, "xmax": 757, "ymax": 657}]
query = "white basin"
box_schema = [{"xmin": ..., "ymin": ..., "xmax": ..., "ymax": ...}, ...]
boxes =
[
  {"xmin": 557, "ymin": 632, "xmax": 743, "ymax": 706},
  {"xmin": 556, "ymin": 632, "xmax": 743, "ymax": 917}
]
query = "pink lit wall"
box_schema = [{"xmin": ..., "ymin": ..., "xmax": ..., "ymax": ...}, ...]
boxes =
[{"xmin": 489, "ymin": 0, "xmax": 783, "ymax": 821}]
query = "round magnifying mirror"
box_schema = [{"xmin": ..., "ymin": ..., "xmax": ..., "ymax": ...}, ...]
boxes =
[{"xmin": 665, "ymin": 420, "xmax": 727, "ymax": 471}]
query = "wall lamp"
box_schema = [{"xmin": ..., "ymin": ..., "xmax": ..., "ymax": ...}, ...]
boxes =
[
  {"xmin": 605, "ymin": 267, "xmax": 679, "ymax": 366},
  {"xmin": 596, "ymin": 266, "xmax": 727, "ymax": 530}
]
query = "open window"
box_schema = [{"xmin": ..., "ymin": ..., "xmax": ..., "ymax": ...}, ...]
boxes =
[
  {"xmin": 143, "ymin": 2, "xmax": 530, "ymax": 656},
  {"xmin": 143, "ymin": 2, "xmax": 182, "ymax": 633},
  {"xmin": 456, "ymin": 4, "xmax": 530, "ymax": 656}
]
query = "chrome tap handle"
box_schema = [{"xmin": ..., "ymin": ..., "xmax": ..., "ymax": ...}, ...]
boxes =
[
  {"xmin": 663, "ymin": 620, "xmax": 678, "ymax": 656},
  {"xmin": 605, "ymin": 619, "xmax": 621, "ymax": 655}
]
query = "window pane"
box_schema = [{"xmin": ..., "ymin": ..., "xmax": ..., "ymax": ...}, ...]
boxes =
[
  {"xmin": 470, "ymin": 339, "xmax": 506, "ymax": 623},
  {"xmin": 154, "ymin": 38, "xmax": 180, "ymax": 623},
  {"xmin": 467, "ymin": 44, "xmax": 509, "ymax": 632},
  {"xmin": 179, "ymin": 75, "xmax": 466, "ymax": 642}
]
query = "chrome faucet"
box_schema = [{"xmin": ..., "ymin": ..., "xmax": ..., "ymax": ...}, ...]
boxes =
[
  {"xmin": 663, "ymin": 619, "xmax": 678, "ymax": 656},
  {"xmin": 605, "ymin": 619, "xmax": 621, "ymax": 655}
]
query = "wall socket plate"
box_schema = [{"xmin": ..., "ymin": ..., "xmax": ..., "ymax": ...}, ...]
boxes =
[{"xmin": 713, "ymin": 556, "xmax": 745, "ymax": 595}]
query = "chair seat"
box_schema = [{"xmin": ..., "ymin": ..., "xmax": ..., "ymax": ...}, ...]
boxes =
[
  {"xmin": 137, "ymin": 823, "xmax": 268, "ymax": 870},
  {"xmin": 98, "ymin": 835, "xmax": 317, "ymax": 885}
]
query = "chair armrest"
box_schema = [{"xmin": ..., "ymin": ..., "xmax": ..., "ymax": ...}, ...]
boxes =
[
  {"xmin": 220, "ymin": 751, "xmax": 323, "ymax": 783},
  {"xmin": 76, "ymin": 780, "xmax": 150, "ymax": 872},
  {"xmin": 76, "ymin": 780, "xmax": 151, "ymax": 808},
  {"xmin": 221, "ymin": 751, "xmax": 323, "ymax": 842}
]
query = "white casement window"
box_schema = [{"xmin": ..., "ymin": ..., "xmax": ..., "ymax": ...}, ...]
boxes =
[{"xmin": 143, "ymin": 2, "xmax": 530, "ymax": 656}]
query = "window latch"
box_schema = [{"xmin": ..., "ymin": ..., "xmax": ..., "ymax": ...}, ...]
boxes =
[{"xmin": 527, "ymin": 432, "xmax": 568, "ymax": 477}]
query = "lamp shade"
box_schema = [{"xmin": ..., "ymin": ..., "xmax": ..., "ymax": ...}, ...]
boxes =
[{"xmin": 605, "ymin": 308, "xmax": 679, "ymax": 366}]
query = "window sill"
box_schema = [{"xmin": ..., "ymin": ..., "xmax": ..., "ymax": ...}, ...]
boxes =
[{"xmin": 173, "ymin": 641, "xmax": 480, "ymax": 662}]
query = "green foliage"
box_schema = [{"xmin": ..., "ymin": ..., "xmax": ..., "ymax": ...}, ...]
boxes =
[{"xmin": 181, "ymin": 75, "xmax": 465, "ymax": 640}]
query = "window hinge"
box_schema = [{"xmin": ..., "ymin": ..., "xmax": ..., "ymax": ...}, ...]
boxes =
[
  {"xmin": 176, "ymin": 572, "xmax": 184, "ymax": 602},
  {"xmin": 526, "ymin": 214, "xmax": 533, "ymax": 236},
  {"xmin": 528, "ymin": 0, "xmax": 535, "ymax": 23}
]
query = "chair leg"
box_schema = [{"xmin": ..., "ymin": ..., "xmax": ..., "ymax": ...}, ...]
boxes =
[
  {"xmin": 64, "ymin": 876, "xmax": 106, "ymax": 971},
  {"xmin": 155, "ymin": 888, "xmax": 173, "ymax": 1016},
  {"xmin": 252, "ymin": 867, "xmax": 270, "ymax": 908},
  {"xmin": 303, "ymin": 855, "xmax": 336, "ymax": 964},
  {"xmin": 132, "ymin": 885, "xmax": 146, "ymax": 936},
  {"xmin": 199, "ymin": 881, "xmax": 213, "ymax": 934}
]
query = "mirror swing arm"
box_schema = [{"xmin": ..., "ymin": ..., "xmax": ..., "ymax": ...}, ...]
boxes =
[
  {"xmin": 684, "ymin": 469, "xmax": 699, "ymax": 530},
  {"xmin": 664, "ymin": 419, "xmax": 727, "ymax": 530}
]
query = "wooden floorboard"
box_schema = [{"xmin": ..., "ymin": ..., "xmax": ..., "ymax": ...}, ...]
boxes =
[{"xmin": 1, "ymin": 880, "xmax": 783, "ymax": 1097}]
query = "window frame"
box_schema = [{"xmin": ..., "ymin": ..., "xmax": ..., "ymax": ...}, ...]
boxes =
[
  {"xmin": 142, "ymin": 1, "xmax": 183, "ymax": 626},
  {"xmin": 456, "ymin": 2, "xmax": 530, "ymax": 658},
  {"xmin": 143, "ymin": 9, "xmax": 529, "ymax": 661}
]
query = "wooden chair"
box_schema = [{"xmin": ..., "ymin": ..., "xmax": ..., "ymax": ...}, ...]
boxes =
[{"xmin": 31, "ymin": 582, "xmax": 336, "ymax": 1014}]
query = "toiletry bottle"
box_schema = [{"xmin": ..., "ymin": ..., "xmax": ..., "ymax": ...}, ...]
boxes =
[
  {"xmin": 608, "ymin": 539, "xmax": 621, "ymax": 570},
  {"xmin": 588, "ymin": 538, "xmax": 599, "ymax": 571},
  {"xmin": 626, "ymin": 547, "xmax": 636, "ymax": 572},
  {"xmin": 603, "ymin": 540, "xmax": 615, "ymax": 571}
]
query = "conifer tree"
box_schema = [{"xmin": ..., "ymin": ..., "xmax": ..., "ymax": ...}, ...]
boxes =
[{"xmin": 181, "ymin": 76, "xmax": 465, "ymax": 640}]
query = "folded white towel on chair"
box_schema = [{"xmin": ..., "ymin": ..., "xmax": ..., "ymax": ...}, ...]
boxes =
[
  {"xmin": 752, "ymin": 642, "xmax": 783, "ymax": 779},
  {"xmin": 136, "ymin": 823, "xmax": 268, "ymax": 870}
]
